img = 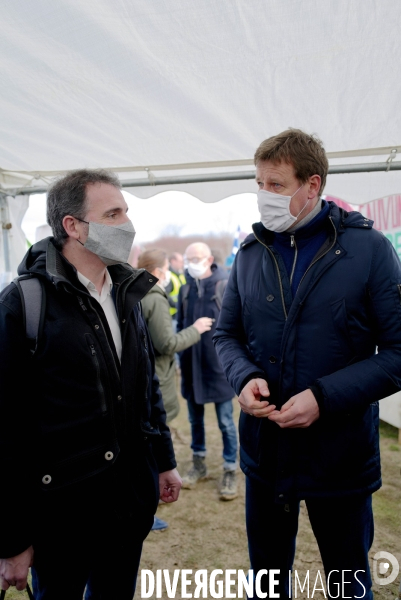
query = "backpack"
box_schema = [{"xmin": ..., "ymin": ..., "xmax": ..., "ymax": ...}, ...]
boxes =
[
  {"xmin": 181, "ymin": 278, "xmax": 227, "ymax": 319},
  {"xmin": 13, "ymin": 275, "xmax": 45, "ymax": 356},
  {"xmin": 12, "ymin": 274, "xmax": 141, "ymax": 354}
]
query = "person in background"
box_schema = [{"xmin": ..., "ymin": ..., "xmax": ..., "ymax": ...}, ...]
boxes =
[
  {"xmin": 165, "ymin": 252, "xmax": 186, "ymax": 324},
  {"xmin": 169, "ymin": 252, "xmax": 185, "ymax": 278},
  {"xmin": 138, "ymin": 248, "xmax": 212, "ymax": 529},
  {"xmin": 177, "ymin": 242, "xmax": 238, "ymax": 501}
]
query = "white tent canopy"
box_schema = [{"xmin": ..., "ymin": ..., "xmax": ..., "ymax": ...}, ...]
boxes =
[{"xmin": 1, "ymin": 0, "xmax": 401, "ymax": 274}]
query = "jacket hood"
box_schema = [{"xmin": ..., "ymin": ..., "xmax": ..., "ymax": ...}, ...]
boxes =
[
  {"xmin": 18, "ymin": 237, "xmax": 50, "ymax": 277},
  {"xmin": 18, "ymin": 237, "xmax": 83, "ymax": 286},
  {"xmin": 243, "ymin": 202, "xmax": 373, "ymax": 250}
]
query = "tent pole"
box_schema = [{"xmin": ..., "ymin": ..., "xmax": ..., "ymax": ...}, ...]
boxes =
[
  {"xmin": 0, "ymin": 197, "xmax": 11, "ymax": 272},
  {"xmin": 2, "ymin": 160, "xmax": 401, "ymax": 196}
]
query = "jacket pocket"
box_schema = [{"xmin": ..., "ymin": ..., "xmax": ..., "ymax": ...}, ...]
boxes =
[
  {"xmin": 319, "ymin": 404, "xmax": 379, "ymax": 480},
  {"xmin": 85, "ymin": 333, "xmax": 107, "ymax": 413},
  {"xmin": 138, "ymin": 325, "xmax": 161, "ymax": 436},
  {"xmin": 39, "ymin": 440, "xmax": 120, "ymax": 491},
  {"xmin": 140, "ymin": 418, "xmax": 161, "ymax": 438}
]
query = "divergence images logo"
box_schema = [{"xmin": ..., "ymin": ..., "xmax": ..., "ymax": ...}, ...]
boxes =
[{"xmin": 372, "ymin": 551, "xmax": 399, "ymax": 586}]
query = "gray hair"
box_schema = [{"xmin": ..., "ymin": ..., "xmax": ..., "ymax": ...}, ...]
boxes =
[{"xmin": 46, "ymin": 169, "xmax": 121, "ymax": 248}]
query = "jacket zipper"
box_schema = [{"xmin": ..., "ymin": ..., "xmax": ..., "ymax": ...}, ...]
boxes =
[
  {"xmin": 195, "ymin": 278, "xmax": 202, "ymax": 298},
  {"xmin": 141, "ymin": 330, "xmax": 149, "ymax": 403},
  {"xmin": 88, "ymin": 341, "xmax": 107, "ymax": 413},
  {"xmin": 87, "ymin": 298, "xmax": 121, "ymax": 385},
  {"xmin": 139, "ymin": 324, "xmax": 159, "ymax": 437},
  {"xmin": 289, "ymin": 235, "xmax": 298, "ymax": 286},
  {"xmin": 254, "ymin": 217, "xmax": 339, "ymax": 318},
  {"xmin": 116, "ymin": 276, "xmax": 152, "ymax": 432},
  {"xmin": 78, "ymin": 272, "xmax": 149, "ymax": 410},
  {"xmin": 253, "ymin": 231, "xmax": 288, "ymax": 319},
  {"xmin": 115, "ymin": 275, "xmax": 135, "ymax": 348},
  {"xmin": 398, "ymin": 284, "xmax": 401, "ymax": 305},
  {"xmin": 77, "ymin": 296, "xmax": 87, "ymax": 311},
  {"xmin": 295, "ymin": 217, "xmax": 338, "ymax": 295}
]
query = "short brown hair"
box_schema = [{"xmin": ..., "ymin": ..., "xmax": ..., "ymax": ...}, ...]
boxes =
[
  {"xmin": 137, "ymin": 249, "xmax": 167, "ymax": 273},
  {"xmin": 254, "ymin": 129, "xmax": 328, "ymax": 196},
  {"xmin": 47, "ymin": 169, "xmax": 121, "ymax": 248}
]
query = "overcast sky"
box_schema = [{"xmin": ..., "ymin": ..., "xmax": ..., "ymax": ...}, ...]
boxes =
[{"xmin": 21, "ymin": 190, "xmax": 261, "ymax": 245}]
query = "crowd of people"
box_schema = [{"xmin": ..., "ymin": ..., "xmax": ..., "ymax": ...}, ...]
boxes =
[{"xmin": 1, "ymin": 128, "xmax": 400, "ymax": 600}]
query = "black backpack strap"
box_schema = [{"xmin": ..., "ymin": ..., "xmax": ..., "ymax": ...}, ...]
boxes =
[
  {"xmin": 211, "ymin": 279, "xmax": 228, "ymax": 311},
  {"xmin": 14, "ymin": 275, "xmax": 45, "ymax": 355}
]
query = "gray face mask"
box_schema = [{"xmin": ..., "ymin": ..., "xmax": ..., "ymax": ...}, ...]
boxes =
[{"xmin": 77, "ymin": 219, "xmax": 136, "ymax": 266}]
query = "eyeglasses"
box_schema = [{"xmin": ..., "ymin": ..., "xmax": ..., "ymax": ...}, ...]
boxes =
[{"xmin": 183, "ymin": 256, "xmax": 207, "ymax": 265}]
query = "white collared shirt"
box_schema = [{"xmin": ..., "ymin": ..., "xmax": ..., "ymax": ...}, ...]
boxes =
[{"xmin": 77, "ymin": 269, "xmax": 122, "ymax": 361}]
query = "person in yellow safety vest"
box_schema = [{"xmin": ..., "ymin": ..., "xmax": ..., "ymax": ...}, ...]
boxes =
[{"xmin": 166, "ymin": 252, "xmax": 186, "ymax": 320}]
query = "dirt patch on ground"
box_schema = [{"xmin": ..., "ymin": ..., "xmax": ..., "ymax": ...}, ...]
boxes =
[
  {"xmin": 5, "ymin": 392, "xmax": 399, "ymax": 599},
  {"xmin": 135, "ymin": 393, "xmax": 401, "ymax": 599}
]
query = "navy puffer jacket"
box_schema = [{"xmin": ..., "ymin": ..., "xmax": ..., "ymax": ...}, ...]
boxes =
[{"xmin": 214, "ymin": 203, "xmax": 401, "ymax": 503}]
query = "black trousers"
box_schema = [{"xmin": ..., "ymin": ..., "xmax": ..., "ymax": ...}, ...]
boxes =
[
  {"xmin": 245, "ymin": 476, "xmax": 374, "ymax": 599},
  {"xmin": 31, "ymin": 504, "xmax": 151, "ymax": 600}
]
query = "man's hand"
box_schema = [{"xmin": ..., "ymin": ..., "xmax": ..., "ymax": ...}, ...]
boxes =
[
  {"xmin": 268, "ymin": 389, "xmax": 320, "ymax": 428},
  {"xmin": 159, "ymin": 468, "xmax": 182, "ymax": 503},
  {"xmin": 238, "ymin": 378, "xmax": 276, "ymax": 418},
  {"xmin": 0, "ymin": 546, "xmax": 34, "ymax": 591}
]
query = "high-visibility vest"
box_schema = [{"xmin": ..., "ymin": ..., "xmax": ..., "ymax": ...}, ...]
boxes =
[{"xmin": 169, "ymin": 271, "xmax": 186, "ymax": 316}]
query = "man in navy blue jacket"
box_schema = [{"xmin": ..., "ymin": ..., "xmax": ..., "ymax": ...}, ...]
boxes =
[
  {"xmin": 178, "ymin": 242, "xmax": 238, "ymax": 500},
  {"xmin": 213, "ymin": 129, "xmax": 401, "ymax": 599}
]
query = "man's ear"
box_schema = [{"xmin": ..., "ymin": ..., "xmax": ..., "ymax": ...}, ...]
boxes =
[
  {"xmin": 208, "ymin": 255, "xmax": 214, "ymax": 266},
  {"xmin": 62, "ymin": 215, "xmax": 81, "ymax": 240},
  {"xmin": 308, "ymin": 175, "xmax": 321, "ymax": 199}
]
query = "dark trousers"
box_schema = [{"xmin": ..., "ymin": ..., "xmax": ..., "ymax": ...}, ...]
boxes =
[
  {"xmin": 31, "ymin": 509, "xmax": 146, "ymax": 600},
  {"xmin": 246, "ymin": 476, "xmax": 374, "ymax": 599}
]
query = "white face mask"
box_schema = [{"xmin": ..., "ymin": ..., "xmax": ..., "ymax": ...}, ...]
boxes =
[
  {"xmin": 187, "ymin": 259, "xmax": 209, "ymax": 279},
  {"xmin": 257, "ymin": 185, "xmax": 309, "ymax": 233},
  {"xmin": 77, "ymin": 219, "xmax": 136, "ymax": 266}
]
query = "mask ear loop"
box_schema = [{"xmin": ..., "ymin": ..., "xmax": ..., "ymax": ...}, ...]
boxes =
[
  {"xmin": 72, "ymin": 216, "xmax": 89, "ymax": 247},
  {"xmin": 291, "ymin": 184, "xmax": 310, "ymax": 219},
  {"xmin": 291, "ymin": 185, "xmax": 303, "ymax": 199},
  {"xmin": 295, "ymin": 197, "xmax": 310, "ymax": 219}
]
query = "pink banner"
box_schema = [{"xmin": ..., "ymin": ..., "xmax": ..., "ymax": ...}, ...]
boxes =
[{"xmin": 325, "ymin": 194, "xmax": 401, "ymax": 260}]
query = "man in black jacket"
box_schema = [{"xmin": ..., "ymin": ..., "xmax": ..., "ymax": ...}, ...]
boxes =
[
  {"xmin": 177, "ymin": 242, "xmax": 238, "ymax": 501},
  {"xmin": 214, "ymin": 129, "xmax": 401, "ymax": 599},
  {"xmin": 0, "ymin": 169, "xmax": 181, "ymax": 599}
]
